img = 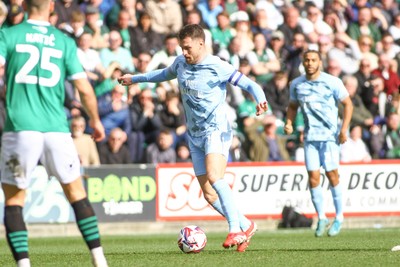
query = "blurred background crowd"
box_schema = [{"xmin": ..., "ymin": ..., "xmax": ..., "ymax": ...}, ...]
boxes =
[{"xmin": 0, "ymin": 0, "xmax": 399, "ymax": 166}]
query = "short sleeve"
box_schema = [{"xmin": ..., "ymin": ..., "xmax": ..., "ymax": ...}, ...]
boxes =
[
  {"xmin": 64, "ymin": 37, "xmax": 85, "ymax": 80},
  {"xmin": 289, "ymin": 79, "xmax": 299, "ymax": 103},
  {"xmin": 0, "ymin": 30, "xmax": 7, "ymax": 65},
  {"xmin": 333, "ymin": 77, "xmax": 349, "ymax": 101}
]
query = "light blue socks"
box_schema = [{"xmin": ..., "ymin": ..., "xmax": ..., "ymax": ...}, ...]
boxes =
[
  {"xmin": 310, "ymin": 184, "xmax": 326, "ymax": 220},
  {"xmin": 212, "ymin": 179, "xmax": 241, "ymax": 232},
  {"xmin": 211, "ymin": 198, "xmax": 250, "ymax": 231},
  {"xmin": 330, "ymin": 183, "xmax": 343, "ymax": 222}
]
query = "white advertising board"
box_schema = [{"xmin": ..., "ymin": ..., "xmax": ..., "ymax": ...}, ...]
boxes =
[{"xmin": 156, "ymin": 161, "xmax": 400, "ymax": 220}]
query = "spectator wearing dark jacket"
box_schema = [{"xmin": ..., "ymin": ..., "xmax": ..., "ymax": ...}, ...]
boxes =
[
  {"xmin": 129, "ymin": 12, "xmax": 164, "ymax": 60},
  {"xmin": 128, "ymin": 88, "xmax": 163, "ymax": 163},
  {"xmin": 264, "ymin": 71, "xmax": 290, "ymax": 120},
  {"xmin": 145, "ymin": 129, "xmax": 176, "ymax": 163},
  {"xmin": 97, "ymin": 84, "xmax": 131, "ymax": 139},
  {"xmin": 98, "ymin": 127, "xmax": 131, "ymax": 164}
]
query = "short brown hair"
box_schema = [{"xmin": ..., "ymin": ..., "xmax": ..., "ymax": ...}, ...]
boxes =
[{"xmin": 178, "ymin": 24, "xmax": 205, "ymax": 42}]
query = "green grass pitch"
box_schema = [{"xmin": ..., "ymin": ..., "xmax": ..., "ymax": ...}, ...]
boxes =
[{"xmin": 0, "ymin": 228, "xmax": 399, "ymax": 267}]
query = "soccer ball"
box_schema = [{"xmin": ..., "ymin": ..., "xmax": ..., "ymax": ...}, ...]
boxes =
[{"xmin": 177, "ymin": 225, "xmax": 207, "ymax": 253}]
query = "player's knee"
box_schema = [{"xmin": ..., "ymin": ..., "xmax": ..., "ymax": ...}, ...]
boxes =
[
  {"xmin": 206, "ymin": 173, "xmax": 221, "ymax": 184},
  {"xmin": 308, "ymin": 170, "xmax": 321, "ymax": 185},
  {"xmin": 308, "ymin": 175, "xmax": 320, "ymax": 188},
  {"xmin": 2, "ymin": 184, "xmax": 26, "ymax": 206},
  {"xmin": 327, "ymin": 176, "xmax": 340, "ymax": 187},
  {"xmin": 326, "ymin": 169, "xmax": 339, "ymax": 186},
  {"xmin": 203, "ymin": 191, "xmax": 218, "ymax": 204}
]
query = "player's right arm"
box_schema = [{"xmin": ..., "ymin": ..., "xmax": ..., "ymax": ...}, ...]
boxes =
[
  {"xmin": 118, "ymin": 65, "xmax": 177, "ymax": 86},
  {"xmin": 73, "ymin": 78, "xmax": 105, "ymax": 142},
  {"xmin": 284, "ymin": 101, "xmax": 299, "ymax": 135},
  {"xmin": 285, "ymin": 79, "xmax": 300, "ymax": 135}
]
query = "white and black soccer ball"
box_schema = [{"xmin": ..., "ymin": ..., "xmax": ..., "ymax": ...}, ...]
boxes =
[{"xmin": 177, "ymin": 225, "xmax": 207, "ymax": 253}]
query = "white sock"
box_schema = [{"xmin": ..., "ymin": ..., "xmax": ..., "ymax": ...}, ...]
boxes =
[
  {"xmin": 91, "ymin": 247, "xmax": 108, "ymax": 267},
  {"xmin": 17, "ymin": 258, "xmax": 31, "ymax": 267}
]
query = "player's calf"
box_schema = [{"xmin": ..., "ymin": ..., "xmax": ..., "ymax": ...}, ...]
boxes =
[
  {"xmin": 72, "ymin": 198, "xmax": 108, "ymax": 267},
  {"xmin": 4, "ymin": 206, "xmax": 30, "ymax": 266}
]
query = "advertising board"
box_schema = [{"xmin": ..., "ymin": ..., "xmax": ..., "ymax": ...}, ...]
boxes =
[{"xmin": 156, "ymin": 161, "xmax": 400, "ymax": 220}]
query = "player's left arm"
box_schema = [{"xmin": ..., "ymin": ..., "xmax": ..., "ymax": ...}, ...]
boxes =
[
  {"xmin": 74, "ymin": 78, "xmax": 105, "ymax": 142},
  {"xmin": 334, "ymin": 76, "xmax": 353, "ymax": 144},
  {"xmin": 339, "ymin": 96, "xmax": 353, "ymax": 144},
  {"xmin": 219, "ymin": 58, "xmax": 267, "ymax": 115},
  {"xmin": 232, "ymin": 73, "xmax": 268, "ymax": 116},
  {"xmin": 65, "ymin": 38, "xmax": 105, "ymax": 142}
]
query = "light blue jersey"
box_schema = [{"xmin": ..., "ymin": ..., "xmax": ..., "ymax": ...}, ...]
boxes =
[
  {"xmin": 289, "ymin": 72, "xmax": 349, "ymax": 142},
  {"xmin": 132, "ymin": 54, "xmax": 266, "ymax": 138},
  {"xmin": 131, "ymin": 54, "xmax": 266, "ymax": 176}
]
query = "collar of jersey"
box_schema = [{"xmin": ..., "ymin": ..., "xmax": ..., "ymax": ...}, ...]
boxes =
[{"xmin": 27, "ymin": 19, "xmax": 51, "ymax": 26}]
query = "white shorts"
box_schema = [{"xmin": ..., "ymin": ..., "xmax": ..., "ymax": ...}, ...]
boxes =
[{"xmin": 0, "ymin": 131, "xmax": 81, "ymax": 189}]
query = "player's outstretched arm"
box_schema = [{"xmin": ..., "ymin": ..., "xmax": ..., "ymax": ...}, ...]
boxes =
[
  {"xmin": 74, "ymin": 78, "xmax": 105, "ymax": 142},
  {"xmin": 118, "ymin": 68, "xmax": 176, "ymax": 86}
]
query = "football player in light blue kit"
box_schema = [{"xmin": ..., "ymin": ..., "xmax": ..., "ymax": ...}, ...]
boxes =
[
  {"xmin": 284, "ymin": 50, "xmax": 353, "ymax": 237},
  {"xmin": 119, "ymin": 24, "xmax": 268, "ymax": 251}
]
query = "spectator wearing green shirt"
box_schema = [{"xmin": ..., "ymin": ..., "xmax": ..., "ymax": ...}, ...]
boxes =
[{"xmin": 210, "ymin": 11, "xmax": 234, "ymax": 52}]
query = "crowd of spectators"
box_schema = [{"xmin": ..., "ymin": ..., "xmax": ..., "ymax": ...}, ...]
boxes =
[{"xmin": 0, "ymin": 0, "xmax": 399, "ymax": 166}]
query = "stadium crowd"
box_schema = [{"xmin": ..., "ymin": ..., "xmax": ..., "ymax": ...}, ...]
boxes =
[{"xmin": 0, "ymin": 0, "xmax": 399, "ymax": 165}]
